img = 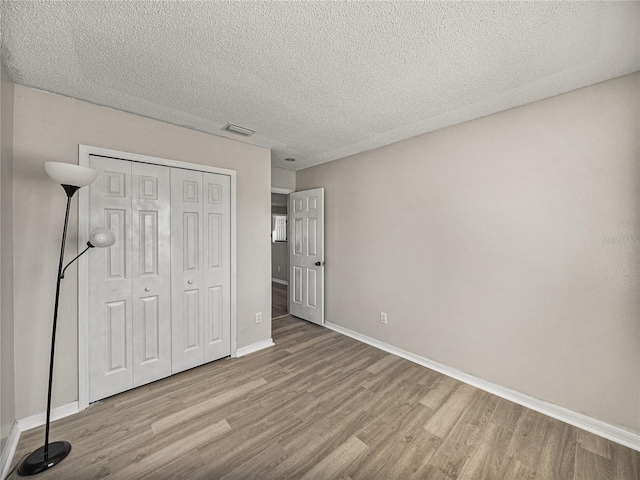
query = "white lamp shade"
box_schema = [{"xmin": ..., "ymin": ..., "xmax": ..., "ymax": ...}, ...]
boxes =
[
  {"xmin": 45, "ymin": 162, "xmax": 98, "ymax": 187},
  {"xmin": 89, "ymin": 227, "xmax": 116, "ymax": 248}
]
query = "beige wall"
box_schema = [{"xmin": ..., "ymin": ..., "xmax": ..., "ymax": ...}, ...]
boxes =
[
  {"xmin": 297, "ymin": 73, "xmax": 640, "ymax": 434},
  {"xmin": 0, "ymin": 64, "xmax": 16, "ymax": 452},
  {"xmin": 271, "ymin": 166, "xmax": 295, "ymax": 191},
  {"xmin": 13, "ymin": 86, "xmax": 272, "ymax": 419}
]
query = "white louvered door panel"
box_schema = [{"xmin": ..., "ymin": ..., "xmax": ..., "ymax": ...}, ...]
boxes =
[
  {"xmin": 171, "ymin": 168, "xmax": 205, "ymax": 373},
  {"xmin": 131, "ymin": 162, "xmax": 172, "ymax": 386},
  {"xmin": 88, "ymin": 156, "xmax": 134, "ymax": 402},
  {"xmin": 203, "ymin": 172, "xmax": 231, "ymax": 362},
  {"xmin": 289, "ymin": 188, "xmax": 324, "ymax": 325}
]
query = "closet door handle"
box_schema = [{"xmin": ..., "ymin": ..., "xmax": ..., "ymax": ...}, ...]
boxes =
[
  {"xmin": 145, "ymin": 287, "xmax": 151, "ymax": 292},
  {"xmin": 187, "ymin": 280, "xmax": 193, "ymax": 285}
]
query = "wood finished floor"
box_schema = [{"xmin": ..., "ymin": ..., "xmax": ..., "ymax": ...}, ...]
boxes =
[
  {"xmin": 272, "ymin": 281, "xmax": 288, "ymax": 318},
  {"xmin": 9, "ymin": 315, "xmax": 639, "ymax": 479}
]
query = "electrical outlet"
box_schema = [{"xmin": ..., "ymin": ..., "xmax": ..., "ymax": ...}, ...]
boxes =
[
  {"xmin": 380, "ymin": 312, "xmax": 388, "ymax": 324},
  {"xmin": 277, "ymin": 266, "xmax": 281, "ymax": 272},
  {"xmin": 256, "ymin": 312, "xmax": 263, "ymax": 324}
]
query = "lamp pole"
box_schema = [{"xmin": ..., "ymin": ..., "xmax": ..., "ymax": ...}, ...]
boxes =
[
  {"xmin": 18, "ymin": 162, "xmax": 114, "ymax": 476},
  {"xmin": 45, "ymin": 186, "xmax": 80, "ymax": 457},
  {"xmin": 18, "ymin": 185, "xmax": 78, "ymax": 476}
]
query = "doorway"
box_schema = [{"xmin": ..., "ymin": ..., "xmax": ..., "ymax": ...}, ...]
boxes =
[{"xmin": 271, "ymin": 192, "xmax": 289, "ymax": 318}]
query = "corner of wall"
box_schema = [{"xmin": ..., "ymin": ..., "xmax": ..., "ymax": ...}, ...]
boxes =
[{"xmin": 0, "ymin": 63, "xmax": 16, "ymax": 465}]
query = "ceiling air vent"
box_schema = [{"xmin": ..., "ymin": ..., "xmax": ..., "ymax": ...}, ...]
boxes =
[{"xmin": 221, "ymin": 123, "xmax": 255, "ymax": 137}]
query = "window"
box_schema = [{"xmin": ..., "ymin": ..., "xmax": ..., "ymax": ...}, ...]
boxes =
[{"xmin": 272, "ymin": 215, "xmax": 287, "ymax": 242}]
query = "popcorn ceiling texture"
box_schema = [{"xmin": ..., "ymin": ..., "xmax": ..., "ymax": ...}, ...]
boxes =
[{"xmin": 1, "ymin": 1, "xmax": 638, "ymax": 170}]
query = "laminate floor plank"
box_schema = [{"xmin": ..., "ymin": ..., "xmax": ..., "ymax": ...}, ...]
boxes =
[
  {"xmin": 299, "ymin": 436, "xmax": 368, "ymax": 480},
  {"xmin": 490, "ymin": 396, "xmax": 525, "ymax": 437},
  {"xmin": 424, "ymin": 383, "xmax": 476, "ymax": 438},
  {"xmin": 218, "ymin": 442, "xmax": 288, "ymax": 480},
  {"xmin": 534, "ymin": 421, "xmax": 576, "ymax": 480},
  {"xmin": 577, "ymin": 427, "xmax": 612, "ymax": 459},
  {"xmin": 115, "ymin": 421, "xmax": 232, "ymax": 480},
  {"xmin": 139, "ymin": 454, "xmax": 206, "ymax": 480},
  {"xmin": 191, "ymin": 414, "xmax": 305, "ymax": 478},
  {"xmin": 272, "ymin": 281, "xmax": 288, "ymax": 319},
  {"xmin": 419, "ymin": 374, "xmax": 461, "ymax": 409},
  {"xmin": 284, "ymin": 330, "xmax": 340, "ymax": 354},
  {"xmin": 349, "ymin": 404, "xmax": 435, "ymax": 479},
  {"xmin": 428, "ymin": 390, "xmax": 498, "ymax": 477},
  {"xmin": 365, "ymin": 353, "xmax": 402, "ymax": 374},
  {"xmin": 499, "ymin": 456, "xmax": 537, "ymax": 480},
  {"xmin": 574, "ymin": 446, "xmax": 614, "ymax": 480},
  {"xmin": 610, "ymin": 442, "xmax": 640, "ymax": 480},
  {"xmin": 269, "ymin": 412, "xmax": 373, "ymax": 479},
  {"xmin": 151, "ymin": 378, "xmax": 268, "ymax": 434},
  {"xmin": 195, "ymin": 429, "xmax": 289, "ymax": 479},
  {"xmin": 386, "ymin": 430, "xmax": 443, "ymax": 480},
  {"xmin": 457, "ymin": 422, "xmax": 511, "ymax": 480},
  {"xmin": 506, "ymin": 409, "xmax": 551, "ymax": 471},
  {"xmin": 8, "ymin": 315, "xmax": 639, "ymax": 479}
]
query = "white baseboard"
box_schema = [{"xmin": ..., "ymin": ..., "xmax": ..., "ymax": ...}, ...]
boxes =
[
  {"xmin": 271, "ymin": 278, "xmax": 288, "ymax": 286},
  {"xmin": 0, "ymin": 422, "xmax": 20, "ymax": 480},
  {"xmin": 236, "ymin": 339, "xmax": 275, "ymax": 358},
  {"xmin": 16, "ymin": 401, "xmax": 79, "ymax": 433},
  {"xmin": 325, "ymin": 321, "xmax": 640, "ymax": 452}
]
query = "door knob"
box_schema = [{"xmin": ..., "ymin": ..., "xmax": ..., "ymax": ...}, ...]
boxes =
[
  {"xmin": 187, "ymin": 280, "xmax": 193, "ymax": 284},
  {"xmin": 145, "ymin": 287, "xmax": 151, "ymax": 292},
  {"xmin": 315, "ymin": 261, "xmax": 325, "ymax": 266}
]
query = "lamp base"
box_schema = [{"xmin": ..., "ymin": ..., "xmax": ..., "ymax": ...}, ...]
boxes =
[{"xmin": 18, "ymin": 441, "xmax": 71, "ymax": 476}]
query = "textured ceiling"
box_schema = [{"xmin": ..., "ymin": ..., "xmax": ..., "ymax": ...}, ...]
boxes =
[{"xmin": 1, "ymin": 1, "xmax": 639, "ymax": 171}]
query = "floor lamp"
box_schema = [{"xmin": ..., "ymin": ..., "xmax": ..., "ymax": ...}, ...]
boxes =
[{"xmin": 18, "ymin": 162, "xmax": 115, "ymax": 476}]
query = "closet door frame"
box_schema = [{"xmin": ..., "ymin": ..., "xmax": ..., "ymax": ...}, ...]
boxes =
[{"xmin": 77, "ymin": 144, "xmax": 237, "ymax": 411}]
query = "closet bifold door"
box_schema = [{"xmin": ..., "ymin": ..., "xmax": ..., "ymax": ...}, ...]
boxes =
[
  {"xmin": 131, "ymin": 162, "xmax": 172, "ymax": 386},
  {"xmin": 88, "ymin": 158, "xmax": 232, "ymax": 399},
  {"xmin": 88, "ymin": 156, "xmax": 134, "ymax": 402},
  {"xmin": 88, "ymin": 157, "xmax": 172, "ymax": 401},
  {"xmin": 203, "ymin": 172, "xmax": 231, "ymax": 362},
  {"xmin": 171, "ymin": 168, "xmax": 205, "ymax": 373},
  {"xmin": 171, "ymin": 169, "xmax": 231, "ymax": 372}
]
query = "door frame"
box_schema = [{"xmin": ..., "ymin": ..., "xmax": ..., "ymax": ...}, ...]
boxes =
[
  {"xmin": 271, "ymin": 187, "xmax": 294, "ymax": 318},
  {"xmin": 77, "ymin": 145, "xmax": 238, "ymax": 411},
  {"xmin": 271, "ymin": 187, "xmax": 294, "ymax": 195}
]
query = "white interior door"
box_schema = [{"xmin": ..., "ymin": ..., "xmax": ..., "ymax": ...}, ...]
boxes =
[
  {"xmin": 171, "ymin": 168, "xmax": 205, "ymax": 373},
  {"xmin": 131, "ymin": 162, "xmax": 172, "ymax": 386},
  {"xmin": 88, "ymin": 158, "xmax": 173, "ymax": 400},
  {"xmin": 88, "ymin": 156, "xmax": 134, "ymax": 401},
  {"xmin": 289, "ymin": 188, "xmax": 325, "ymax": 325},
  {"xmin": 80, "ymin": 146, "xmax": 237, "ymax": 406},
  {"xmin": 202, "ymin": 172, "xmax": 231, "ymax": 361}
]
